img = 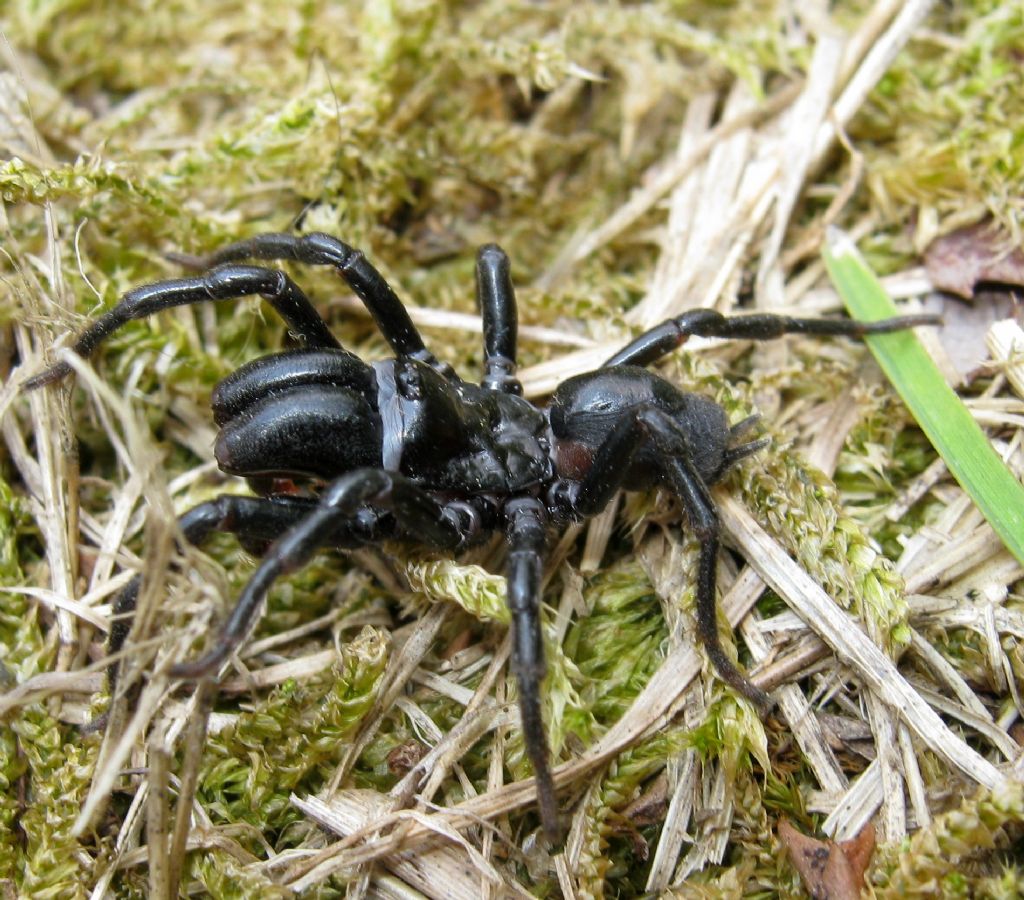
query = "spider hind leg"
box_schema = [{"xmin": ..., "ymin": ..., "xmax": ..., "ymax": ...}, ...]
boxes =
[
  {"xmin": 106, "ymin": 493, "xmax": 324, "ymax": 692},
  {"xmin": 23, "ymin": 264, "xmax": 340, "ymax": 389},
  {"xmin": 190, "ymin": 231, "xmax": 452, "ymax": 376},
  {"xmin": 170, "ymin": 468, "xmax": 470, "ymax": 680}
]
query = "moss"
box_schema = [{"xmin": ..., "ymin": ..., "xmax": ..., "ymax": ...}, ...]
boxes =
[
  {"xmin": 404, "ymin": 558, "xmax": 510, "ymax": 623},
  {"xmin": 188, "ymin": 847, "xmax": 294, "ymax": 900},
  {"xmin": 872, "ymin": 784, "xmax": 1024, "ymax": 897},
  {"xmin": 198, "ymin": 627, "xmax": 387, "ymax": 834},
  {"xmin": 565, "ymin": 561, "xmax": 668, "ymax": 726},
  {"xmin": 0, "ymin": 480, "xmax": 104, "ymax": 898},
  {"xmin": 0, "ymin": 480, "xmax": 37, "ymax": 889},
  {"xmin": 859, "ymin": 2, "xmax": 1024, "ymax": 241},
  {"xmin": 13, "ymin": 715, "xmax": 100, "ymax": 900},
  {"xmin": 574, "ymin": 731, "xmax": 691, "ymax": 896}
]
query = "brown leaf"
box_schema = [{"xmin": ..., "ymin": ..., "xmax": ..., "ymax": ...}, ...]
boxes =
[
  {"xmin": 926, "ymin": 291, "xmax": 1021, "ymax": 379},
  {"xmin": 619, "ymin": 772, "xmax": 669, "ymax": 828},
  {"xmin": 607, "ymin": 773, "xmax": 670, "ymax": 861},
  {"xmin": 924, "ymin": 219, "xmax": 1024, "ymax": 299},
  {"xmin": 385, "ymin": 740, "xmax": 427, "ymax": 776},
  {"xmin": 778, "ymin": 818, "xmax": 876, "ymax": 900}
]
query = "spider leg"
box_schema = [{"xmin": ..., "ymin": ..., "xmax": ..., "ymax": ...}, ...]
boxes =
[
  {"xmin": 640, "ymin": 407, "xmax": 771, "ymax": 710},
  {"xmin": 190, "ymin": 232, "xmax": 451, "ymax": 376},
  {"xmin": 475, "ymin": 244, "xmax": 522, "ymax": 394},
  {"xmin": 550, "ymin": 405, "xmax": 769, "ymax": 710},
  {"xmin": 107, "ymin": 493, "xmax": 327, "ymax": 690},
  {"xmin": 550, "ymin": 412, "xmax": 646, "ymax": 520},
  {"xmin": 504, "ymin": 496, "xmax": 560, "ymax": 842},
  {"xmin": 25, "ymin": 265, "xmax": 340, "ymax": 388},
  {"xmin": 603, "ymin": 307, "xmax": 942, "ymax": 369},
  {"xmin": 169, "ymin": 468, "xmax": 469, "ymax": 680}
]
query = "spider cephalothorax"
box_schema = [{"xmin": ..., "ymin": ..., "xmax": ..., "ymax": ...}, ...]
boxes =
[{"xmin": 25, "ymin": 233, "xmax": 938, "ymax": 840}]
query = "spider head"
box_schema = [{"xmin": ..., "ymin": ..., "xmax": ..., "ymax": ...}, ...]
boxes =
[{"xmin": 549, "ymin": 366, "xmax": 754, "ymax": 487}]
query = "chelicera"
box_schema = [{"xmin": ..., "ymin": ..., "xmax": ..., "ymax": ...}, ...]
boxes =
[{"xmin": 25, "ymin": 233, "xmax": 939, "ymax": 840}]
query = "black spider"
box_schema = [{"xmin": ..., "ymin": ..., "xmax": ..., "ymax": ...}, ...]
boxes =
[{"xmin": 25, "ymin": 233, "xmax": 939, "ymax": 840}]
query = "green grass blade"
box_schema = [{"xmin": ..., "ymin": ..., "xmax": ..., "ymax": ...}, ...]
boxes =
[{"xmin": 822, "ymin": 228, "xmax": 1024, "ymax": 567}]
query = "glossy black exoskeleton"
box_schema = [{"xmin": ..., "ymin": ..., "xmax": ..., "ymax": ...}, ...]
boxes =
[{"xmin": 24, "ymin": 233, "xmax": 939, "ymax": 840}]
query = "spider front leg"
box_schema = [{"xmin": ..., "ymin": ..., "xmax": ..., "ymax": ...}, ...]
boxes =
[
  {"xmin": 187, "ymin": 232, "xmax": 452, "ymax": 377},
  {"xmin": 549, "ymin": 403, "xmax": 770, "ymax": 711},
  {"xmin": 642, "ymin": 408, "xmax": 771, "ymax": 710},
  {"xmin": 504, "ymin": 496, "xmax": 561, "ymax": 842},
  {"xmin": 604, "ymin": 307, "xmax": 942, "ymax": 369},
  {"xmin": 170, "ymin": 469, "xmax": 470, "ymax": 679},
  {"xmin": 24, "ymin": 265, "xmax": 340, "ymax": 388}
]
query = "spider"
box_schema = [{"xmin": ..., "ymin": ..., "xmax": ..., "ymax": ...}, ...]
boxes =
[{"xmin": 25, "ymin": 233, "xmax": 939, "ymax": 840}]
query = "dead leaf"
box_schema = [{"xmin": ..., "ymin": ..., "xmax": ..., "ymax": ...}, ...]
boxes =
[
  {"xmin": 924, "ymin": 219, "xmax": 1024, "ymax": 299},
  {"xmin": 778, "ymin": 818, "xmax": 875, "ymax": 900},
  {"xmin": 386, "ymin": 740, "xmax": 428, "ymax": 776},
  {"xmin": 619, "ymin": 772, "xmax": 669, "ymax": 828},
  {"xmin": 608, "ymin": 773, "xmax": 670, "ymax": 861},
  {"xmin": 924, "ymin": 291, "xmax": 1021, "ymax": 379}
]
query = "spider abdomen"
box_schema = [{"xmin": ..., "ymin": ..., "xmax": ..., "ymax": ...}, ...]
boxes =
[
  {"xmin": 214, "ymin": 384, "xmax": 382, "ymax": 480},
  {"xmin": 211, "ymin": 348, "xmax": 375, "ymax": 426}
]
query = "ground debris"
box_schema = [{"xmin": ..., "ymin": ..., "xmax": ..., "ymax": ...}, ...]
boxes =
[
  {"xmin": 778, "ymin": 819, "xmax": 875, "ymax": 900},
  {"xmin": 924, "ymin": 219, "xmax": 1024, "ymax": 298}
]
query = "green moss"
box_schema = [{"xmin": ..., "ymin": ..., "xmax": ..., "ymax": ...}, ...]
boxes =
[
  {"xmin": 404, "ymin": 558, "xmax": 510, "ymax": 623},
  {"xmin": 13, "ymin": 715, "xmax": 100, "ymax": 900},
  {"xmin": 872, "ymin": 784, "xmax": 1024, "ymax": 897},
  {"xmin": 0, "ymin": 479, "xmax": 104, "ymax": 898},
  {"xmin": 574, "ymin": 731, "xmax": 691, "ymax": 896},
  {"xmin": 859, "ymin": 2, "xmax": 1024, "ymax": 238},
  {"xmin": 0, "ymin": 480, "xmax": 37, "ymax": 889},
  {"xmin": 566, "ymin": 561, "xmax": 668, "ymax": 725},
  {"xmin": 188, "ymin": 848, "xmax": 294, "ymax": 899},
  {"xmin": 198, "ymin": 627, "xmax": 387, "ymax": 834}
]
